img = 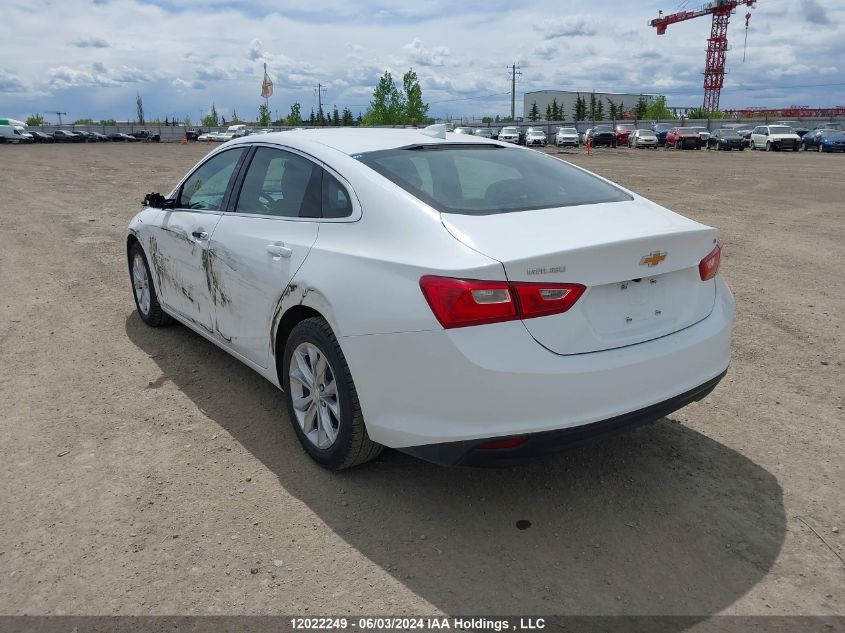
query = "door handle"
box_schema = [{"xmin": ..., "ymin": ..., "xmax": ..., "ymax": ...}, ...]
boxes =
[
  {"xmin": 266, "ymin": 243, "xmax": 293, "ymax": 258},
  {"xmin": 192, "ymin": 230, "xmax": 209, "ymax": 240}
]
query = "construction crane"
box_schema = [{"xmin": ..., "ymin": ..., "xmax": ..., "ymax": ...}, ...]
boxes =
[
  {"xmin": 47, "ymin": 111, "xmax": 67, "ymax": 125},
  {"xmin": 650, "ymin": 0, "xmax": 757, "ymax": 112}
]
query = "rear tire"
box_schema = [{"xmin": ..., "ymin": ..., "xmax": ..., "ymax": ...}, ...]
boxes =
[
  {"xmin": 283, "ymin": 317, "xmax": 383, "ymax": 470},
  {"xmin": 128, "ymin": 241, "xmax": 172, "ymax": 327}
]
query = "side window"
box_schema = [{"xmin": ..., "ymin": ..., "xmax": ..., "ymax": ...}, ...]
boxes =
[
  {"xmin": 322, "ymin": 171, "xmax": 354, "ymax": 219},
  {"xmin": 178, "ymin": 148, "xmax": 245, "ymax": 211},
  {"xmin": 235, "ymin": 147, "xmax": 321, "ymax": 218}
]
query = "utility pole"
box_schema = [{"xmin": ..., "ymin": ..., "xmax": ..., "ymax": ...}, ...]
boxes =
[
  {"xmin": 507, "ymin": 64, "xmax": 521, "ymax": 120},
  {"xmin": 314, "ymin": 83, "xmax": 327, "ymax": 123}
]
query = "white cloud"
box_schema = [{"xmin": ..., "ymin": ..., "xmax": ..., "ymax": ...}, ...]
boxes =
[{"xmin": 402, "ymin": 38, "xmax": 451, "ymax": 67}]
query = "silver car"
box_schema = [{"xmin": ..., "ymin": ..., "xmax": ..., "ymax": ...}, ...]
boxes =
[
  {"xmin": 555, "ymin": 127, "xmax": 580, "ymax": 147},
  {"xmin": 498, "ymin": 126, "xmax": 521, "ymax": 144},
  {"xmin": 629, "ymin": 129, "xmax": 659, "ymax": 149}
]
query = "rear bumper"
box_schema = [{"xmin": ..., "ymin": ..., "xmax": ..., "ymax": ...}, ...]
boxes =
[
  {"xmin": 342, "ymin": 277, "xmax": 734, "ymax": 453},
  {"xmin": 402, "ymin": 370, "xmax": 726, "ymax": 466}
]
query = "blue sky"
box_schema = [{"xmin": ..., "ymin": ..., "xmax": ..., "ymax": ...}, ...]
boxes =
[{"xmin": 1, "ymin": 0, "xmax": 843, "ymax": 123}]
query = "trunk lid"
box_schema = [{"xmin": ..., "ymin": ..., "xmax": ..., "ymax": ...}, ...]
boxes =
[{"xmin": 441, "ymin": 197, "xmax": 718, "ymax": 355}]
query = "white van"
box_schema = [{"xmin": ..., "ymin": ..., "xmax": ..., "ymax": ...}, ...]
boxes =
[
  {"xmin": 0, "ymin": 119, "xmax": 29, "ymax": 143},
  {"xmin": 220, "ymin": 124, "xmax": 248, "ymax": 141}
]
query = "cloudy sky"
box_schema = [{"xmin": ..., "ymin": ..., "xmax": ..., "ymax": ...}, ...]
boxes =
[{"xmin": 1, "ymin": 0, "xmax": 843, "ymax": 123}]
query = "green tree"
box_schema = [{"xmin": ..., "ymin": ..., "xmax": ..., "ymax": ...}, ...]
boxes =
[
  {"xmin": 183, "ymin": 115, "xmax": 192, "ymax": 127},
  {"xmin": 164, "ymin": 116, "xmax": 170, "ymax": 126},
  {"xmin": 232, "ymin": 110, "xmax": 240, "ymax": 124},
  {"xmin": 551, "ymin": 98, "xmax": 560, "ymax": 120},
  {"xmin": 403, "ymin": 68, "xmax": 429, "ymax": 125},
  {"xmin": 607, "ymin": 98, "xmax": 618, "ymax": 121},
  {"xmin": 308, "ymin": 108, "xmax": 316, "ymax": 125},
  {"xmin": 619, "ymin": 101, "xmax": 625, "ymax": 119},
  {"xmin": 201, "ymin": 104, "xmax": 219, "ymax": 128},
  {"xmin": 136, "ymin": 92, "xmax": 145, "ymax": 125},
  {"xmin": 331, "ymin": 106, "xmax": 340, "ymax": 126},
  {"xmin": 101, "ymin": 118, "xmax": 117, "ymax": 126},
  {"xmin": 588, "ymin": 92, "xmax": 597, "ymax": 121},
  {"xmin": 575, "ymin": 94, "xmax": 587, "ymax": 121},
  {"xmin": 529, "ymin": 101, "xmax": 539, "ymax": 121},
  {"xmin": 74, "ymin": 118, "xmax": 95, "ymax": 125},
  {"xmin": 644, "ymin": 96, "xmax": 673, "ymax": 121},
  {"xmin": 26, "ymin": 113, "xmax": 44, "ymax": 126},
  {"xmin": 362, "ymin": 70, "xmax": 405, "ymax": 125},
  {"xmin": 595, "ymin": 98, "xmax": 605, "ymax": 121},
  {"xmin": 545, "ymin": 104, "xmax": 552, "ymax": 121},
  {"xmin": 634, "ymin": 95, "xmax": 648, "ymax": 120},
  {"xmin": 341, "ymin": 107, "xmax": 354, "ymax": 126},
  {"xmin": 286, "ymin": 102, "xmax": 302, "ymax": 126},
  {"xmin": 258, "ymin": 103, "xmax": 271, "ymax": 126},
  {"xmin": 687, "ymin": 106, "xmax": 725, "ymax": 119}
]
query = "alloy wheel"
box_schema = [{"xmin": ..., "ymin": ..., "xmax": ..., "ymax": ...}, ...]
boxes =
[
  {"xmin": 132, "ymin": 253, "xmax": 151, "ymax": 316},
  {"xmin": 289, "ymin": 342, "xmax": 341, "ymax": 449}
]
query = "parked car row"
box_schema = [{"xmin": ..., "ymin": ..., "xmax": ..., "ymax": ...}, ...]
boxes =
[{"xmin": 2, "ymin": 127, "xmax": 163, "ymax": 144}]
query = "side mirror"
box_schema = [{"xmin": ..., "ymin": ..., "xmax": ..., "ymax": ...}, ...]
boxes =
[{"xmin": 143, "ymin": 192, "xmax": 174, "ymax": 209}]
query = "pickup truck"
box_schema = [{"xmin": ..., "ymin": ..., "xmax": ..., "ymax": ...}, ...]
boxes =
[{"xmin": 131, "ymin": 130, "xmax": 161, "ymax": 142}]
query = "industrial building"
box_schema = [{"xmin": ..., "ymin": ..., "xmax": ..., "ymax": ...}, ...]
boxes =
[{"xmin": 523, "ymin": 90, "xmax": 663, "ymax": 121}]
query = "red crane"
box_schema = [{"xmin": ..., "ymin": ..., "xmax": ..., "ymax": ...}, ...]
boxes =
[{"xmin": 650, "ymin": 0, "xmax": 757, "ymax": 112}]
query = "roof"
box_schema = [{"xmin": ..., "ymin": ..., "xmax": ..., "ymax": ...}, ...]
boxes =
[{"xmin": 226, "ymin": 127, "xmax": 500, "ymax": 156}]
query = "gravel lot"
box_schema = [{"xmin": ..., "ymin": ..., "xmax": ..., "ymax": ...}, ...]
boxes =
[{"xmin": 0, "ymin": 142, "xmax": 842, "ymax": 619}]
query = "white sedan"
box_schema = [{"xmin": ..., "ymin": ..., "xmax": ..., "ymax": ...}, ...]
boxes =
[{"xmin": 128, "ymin": 126, "xmax": 734, "ymax": 469}]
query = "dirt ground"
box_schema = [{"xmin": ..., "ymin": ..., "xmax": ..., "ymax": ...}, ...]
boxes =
[{"xmin": 0, "ymin": 142, "xmax": 842, "ymax": 620}]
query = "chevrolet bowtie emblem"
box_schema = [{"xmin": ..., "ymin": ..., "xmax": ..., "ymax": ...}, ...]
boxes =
[{"xmin": 640, "ymin": 251, "xmax": 667, "ymax": 267}]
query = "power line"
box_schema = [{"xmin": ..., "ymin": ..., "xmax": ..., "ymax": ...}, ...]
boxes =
[{"xmin": 508, "ymin": 64, "xmax": 522, "ymax": 120}]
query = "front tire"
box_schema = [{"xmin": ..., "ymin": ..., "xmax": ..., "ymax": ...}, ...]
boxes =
[
  {"xmin": 129, "ymin": 241, "xmax": 171, "ymax": 327},
  {"xmin": 283, "ymin": 317, "xmax": 383, "ymax": 470}
]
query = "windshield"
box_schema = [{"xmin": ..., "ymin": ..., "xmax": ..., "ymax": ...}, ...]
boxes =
[
  {"xmin": 501, "ymin": 127, "xmax": 518, "ymax": 134},
  {"xmin": 819, "ymin": 129, "xmax": 841, "ymax": 136},
  {"xmin": 768, "ymin": 126, "xmax": 793, "ymax": 134},
  {"xmin": 593, "ymin": 125, "xmax": 612, "ymax": 133},
  {"xmin": 617, "ymin": 124, "xmax": 635, "ymax": 130},
  {"xmin": 358, "ymin": 145, "xmax": 632, "ymax": 216},
  {"xmin": 654, "ymin": 124, "xmax": 673, "ymax": 131},
  {"xmin": 717, "ymin": 129, "xmax": 740, "ymax": 138},
  {"xmin": 559, "ymin": 128, "xmax": 577, "ymax": 134},
  {"xmin": 637, "ymin": 129, "xmax": 654, "ymax": 135},
  {"xmin": 677, "ymin": 128, "xmax": 697, "ymax": 134}
]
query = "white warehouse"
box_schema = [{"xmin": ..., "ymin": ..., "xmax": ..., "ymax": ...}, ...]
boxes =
[{"xmin": 523, "ymin": 90, "xmax": 663, "ymax": 121}]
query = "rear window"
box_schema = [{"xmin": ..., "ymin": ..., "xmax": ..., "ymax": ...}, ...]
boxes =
[{"xmin": 357, "ymin": 145, "xmax": 632, "ymax": 216}]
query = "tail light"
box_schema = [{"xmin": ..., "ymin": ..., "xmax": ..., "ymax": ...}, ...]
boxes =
[
  {"xmin": 699, "ymin": 242, "xmax": 723, "ymax": 281},
  {"xmin": 420, "ymin": 275, "xmax": 586, "ymax": 329},
  {"xmin": 478, "ymin": 437, "xmax": 527, "ymax": 450}
]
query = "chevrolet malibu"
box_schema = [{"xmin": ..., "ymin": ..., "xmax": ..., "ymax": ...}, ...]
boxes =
[{"xmin": 127, "ymin": 126, "xmax": 734, "ymax": 469}]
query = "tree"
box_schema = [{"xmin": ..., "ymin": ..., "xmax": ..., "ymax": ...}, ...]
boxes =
[
  {"xmin": 26, "ymin": 113, "xmax": 44, "ymax": 126},
  {"xmin": 574, "ymin": 94, "xmax": 587, "ymax": 121},
  {"xmin": 595, "ymin": 98, "xmax": 605, "ymax": 121},
  {"xmin": 101, "ymin": 118, "xmax": 117, "ymax": 126},
  {"xmin": 286, "ymin": 102, "xmax": 302, "ymax": 126},
  {"xmin": 644, "ymin": 96, "xmax": 673, "ymax": 121},
  {"xmin": 183, "ymin": 115, "xmax": 192, "ymax": 127},
  {"xmin": 545, "ymin": 104, "xmax": 552, "ymax": 121},
  {"xmin": 551, "ymin": 98, "xmax": 560, "ymax": 121},
  {"xmin": 362, "ymin": 70, "xmax": 405, "ymax": 125},
  {"xmin": 635, "ymin": 95, "xmax": 648, "ymax": 120},
  {"xmin": 308, "ymin": 108, "xmax": 316, "ymax": 125},
  {"xmin": 331, "ymin": 106, "xmax": 340, "ymax": 126},
  {"xmin": 607, "ymin": 98, "xmax": 618, "ymax": 121},
  {"xmin": 403, "ymin": 68, "xmax": 429, "ymax": 125},
  {"xmin": 341, "ymin": 107, "xmax": 354, "ymax": 126},
  {"xmin": 201, "ymin": 104, "xmax": 219, "ymax": 128},
  {"xmin": 232, "ymin": 110, "xmax": 240, "ymax": 124},
  {"xmin": 164, "ymin": 116, "xmax": 170, "ymax": 127},
  {"xmin": 258, "ymin": 103, "xmax": 271, "ymax": 127},
  {"xmin": 588, "ymin": 92, "xmax": 598, "ymax": 121},
  {"xmin": 221, "ymin": 115, "xmax": 227, "ymax": 126},
  {"xmin": 529, "ymin": 101, "xmax": 539, "ymax": 121},
  {"xmin": 136, "ymin": 92, "xmax": 145, "ymax": 125},
  {"xmin": 687, "ymin": 106, "xmax": 725, "ymax": 119},
  {"xmin": 74, "ymin": 118, "xmax": 95, "ymax": 125}
]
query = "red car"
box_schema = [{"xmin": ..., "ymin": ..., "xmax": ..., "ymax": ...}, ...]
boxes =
[
  {"xmin": 666, "ymin": 127, "xmax": 702, "ymax": 150},
  {"xmin": 614, "ymin": 123, "xmax": 636, "ymax": 146}
]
